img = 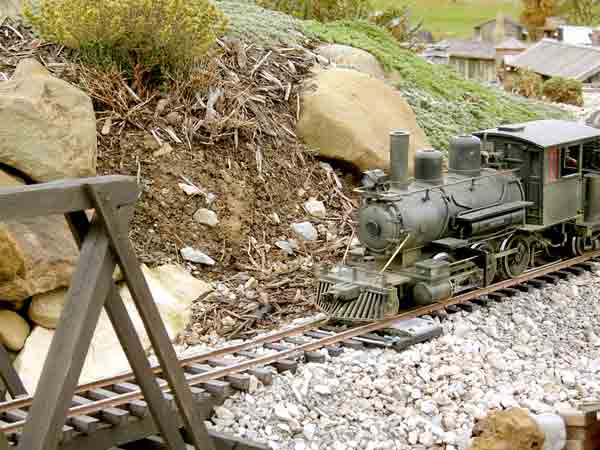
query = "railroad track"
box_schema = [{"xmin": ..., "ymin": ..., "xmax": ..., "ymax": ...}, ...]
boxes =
[{"xmin": 2, "ymin": 251, "xmax": 600, "ymax": 449}]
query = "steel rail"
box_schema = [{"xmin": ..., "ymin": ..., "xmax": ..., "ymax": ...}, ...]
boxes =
[
  {"xmin": 2, "ymin": 250, "xmax": 599, "ymax": 433},
  {"xmin": 0, "ymin": 316, "xmax": 328, "ymax": 414}
]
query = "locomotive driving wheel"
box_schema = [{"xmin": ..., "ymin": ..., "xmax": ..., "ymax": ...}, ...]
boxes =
[{"xmin": 500, "ymin": 234, "xmax": 531, "ymax": 279}]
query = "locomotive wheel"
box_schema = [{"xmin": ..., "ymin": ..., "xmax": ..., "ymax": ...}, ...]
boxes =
[
  {"xmin": 500, "ymin": 235, "xmax": 531, "ymax": 278},
  {"xmin": 471, "ymin": 241, "xmax": 498, "ymax": 285},
  {"xmin": 571, "ymin": 236, "xmax": 594, "ymax": 256}
]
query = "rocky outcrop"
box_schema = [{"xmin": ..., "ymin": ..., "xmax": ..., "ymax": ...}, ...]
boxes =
[
  {"xmin": 0, "ymin": 58, "xmax": 97, "ymax": 182},
  {"xmin": 0, "ymin": 309, "xmax": 30, "ymax": 352},
  {"xmin": 317, "ymin": 44, "xmax": 386, "ymax": 79},
  {"xmin": 297, "ymin": 68, "xmax": 429, "ymax": 174},
  {"xmin": 0, "ymin": 170, "xmax": 79, "ymax": 303},
  {"xmin": 15, "ymin": 264, "xmax": 211, "ymax": 393}
]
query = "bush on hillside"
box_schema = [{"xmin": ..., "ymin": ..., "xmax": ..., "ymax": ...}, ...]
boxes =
[
  {"xmin": 304, "ymin": 20, "xmax": 570, "ymax": 150},
  {"xmin": 542, "ymin": 76, "xmax": 583, "ymax": 106},
  {"xmin": 505, "ymin": 68, "xmax": 544, "ymax": 99},
  {"xmin": 368, "ymin": 6, "xmax": 419, "ymax": 43},
  {"xmin": 24, "ymin": 0, "xmax": 228, "ymax": 77},
  {"xmin": 255, "ymin": 0, "xmax": 370, "ymax": 22}
]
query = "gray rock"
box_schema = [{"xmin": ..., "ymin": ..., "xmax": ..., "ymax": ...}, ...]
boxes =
[
  {"xmin": 304, "ymin": 198, "xmax": 326, "ymax": 218},
  {"xmin": 180, "ymin": 247, "xmax": 215, "ymax": 265},
  {"xmin": 291, "ymin": 222, "xmax": 318, "ymax": 241},
  {"xmin": 193, "ymin": 208, "xmax": 218, "ymax": 227}
]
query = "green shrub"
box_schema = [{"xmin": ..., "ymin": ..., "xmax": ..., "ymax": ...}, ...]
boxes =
[
  {"xmin": 368, "ymin": 6, "xmax": 412, "ymax": 42},
  {"xmin": 542, "ymin": 76, "xmax": 584, "ymax": 106},
  {"xmin": 24, "ymin": 0, "xmax": 228, "ymax": 76},
  {"xmin": 255, "ymin": 0, "xmax": 370, "ymax": 22},
  {"xmin": 506, "ymin": 68, "xmax": 543, "ymax": 99}
]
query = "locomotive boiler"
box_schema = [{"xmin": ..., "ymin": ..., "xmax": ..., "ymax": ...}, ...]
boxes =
[{"xmin": 316, "ymin": 120, "xmax": 600, "ymax": 322}]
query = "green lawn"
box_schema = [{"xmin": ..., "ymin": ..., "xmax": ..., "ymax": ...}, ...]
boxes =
[{"xmin": 370, "ymin": 0, "xmax": 523, "ymax": 38}]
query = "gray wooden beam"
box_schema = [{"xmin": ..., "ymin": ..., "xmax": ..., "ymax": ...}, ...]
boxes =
[{"xmin": 0, "ymin": 176, "xmax": 138, "ymax": 221}]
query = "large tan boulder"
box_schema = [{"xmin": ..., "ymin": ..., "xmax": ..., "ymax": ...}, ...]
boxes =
[
  {"xmin": 0, "ymin": 309, "xmax": 30, "ymax": 352},
  {"xmin": 0, "ymin": 58, "xmax": 97, "ymax": 182},
  {"xmin": 16, "ymin": 264, "xmax": 212, "ymax": 393},
  {"xmin": 469, "ymin": 408, "xmax": 545, "ymax": 450},
  {"xmin": 0, "ymin": 170, "xmax": 79, "ymax": 303},
  {"xmin": 317, "ymin": 44, "xmax": 386, "ymax": 79},
  {"xmin": 297, "ymin": 68, "xmax": 429, "ymax": 174}
]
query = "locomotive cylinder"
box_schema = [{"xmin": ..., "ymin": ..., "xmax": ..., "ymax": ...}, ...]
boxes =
[
  {"xmin": 449, "ymin": 135, "xmax": 481, "ymax": 177},
  {"xmin": 415, "ymin": 149, "xmax": 444, "ymax": 185},
  {"xmin": 389, "ymin": 130, "xmax": 410, "ymax": 188}
]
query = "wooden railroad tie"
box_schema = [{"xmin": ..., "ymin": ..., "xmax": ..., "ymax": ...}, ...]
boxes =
[{"xmin": 0, "ymin": 176, "xmax": 269, "ymax": 450}]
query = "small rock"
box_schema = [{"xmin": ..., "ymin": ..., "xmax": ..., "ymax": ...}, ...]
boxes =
[
  {"xmin": 270, "ymin": 212, "xmax": 281, "ymax": 224},
  {"xmin": 156, "ymin": 99, "xmax": 169, "ymax": 116},
  {"xmin": 178, "ymin": 183, "xmax": 202, "ymax": 196},
  {"xmin": 275, "ymin": 240, "xmax": 295, "ymax": 255},
  {"xmin": 153, "ymin": 142, "xmax": 173, "ymax": 157},
  {"xmin": 303, "ymin": 423, "xmax": 317, "ymax": 440},
  {"xmin": 304, "ymin": 198, "xmax": 326, "ymax": 218},
  {"xmin": 193, "ymin": 208, "xmax": 218, "ymax": 227},
  {"xmin": 165, "ymin": 111, "xmax": 183, "ymax": 126},
  {"xmin": 180, "ymin": 247, "xmax": 215, "ymax": 265},
  {"xmin": 245, "ymin": 277, "xmax": 258, "ymax": 289},
  {"xmin": 291, "ymin": 222, "xmax": 318, "ymax": 241},
  {"xmin": 314, "ymin": 384, "xmax": 332, "ymax": 395},
  {"xmin": 101, "ymin": 117, "xmax": 112, "ymax": 135}
]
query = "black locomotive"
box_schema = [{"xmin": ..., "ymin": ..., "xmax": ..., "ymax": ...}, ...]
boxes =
[{"xmin": 316, "ymin": 120, "xmax": 600, "ymax": 322}]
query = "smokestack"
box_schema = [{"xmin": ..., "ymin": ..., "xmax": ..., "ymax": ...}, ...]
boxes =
[{"xmin": 389, "ymin": 130, "xmax": 410, "ymax": 189}]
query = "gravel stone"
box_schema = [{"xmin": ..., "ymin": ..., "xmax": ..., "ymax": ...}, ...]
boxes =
[{"xmin": 207, "ymin": 264, "xmax": 600, "ymax": 450}]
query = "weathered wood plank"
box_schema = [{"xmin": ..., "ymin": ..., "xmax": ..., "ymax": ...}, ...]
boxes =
[
  {"xmin": 0, "ymin": 176, "xmax": 138, "ymax": 221},
  {"xmin": 16, "ymin": 219, "xmax": 114, "ymax": 450},
  {"xmin": 86, "ymin": 184, "xmax": 215, "ymax": 450},
  {"xmin": 0, "ymin": 344, "xmax": 26, "ymax": 398}
]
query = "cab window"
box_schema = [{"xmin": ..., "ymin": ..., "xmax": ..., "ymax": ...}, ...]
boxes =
[{"xmin": 560, "ymin": 145, "xmax": 580, "ymax": 177}]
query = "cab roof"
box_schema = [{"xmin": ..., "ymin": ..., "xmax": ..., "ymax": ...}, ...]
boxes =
[{"xmin": 473, "ymin": 120, "xmax": 600, "ymax": 149}]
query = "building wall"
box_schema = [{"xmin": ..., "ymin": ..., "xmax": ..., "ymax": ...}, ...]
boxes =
[
  {"xmin": 449, "ymin": 56, "xmax": 497, "ymax": 82},
  {"xmin": 477, "ymin": 21, "xmax": 523, "ymax": 43}
]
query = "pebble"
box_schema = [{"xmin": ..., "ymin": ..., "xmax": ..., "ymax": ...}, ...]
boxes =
[
  {"xmin": 303, "ymin": 198, "xmax": 326, "ymax": 218},
  {"xmin": 193, "ymin": 208, "xmax": 219, "ymax": 227},
  {"xmin": 180, "ymin": 246, "xmax": 215, "ymax": 265},
  {"xmin": 291, "ymin": 222, "xmax": 318, "ymax": 241},
  {"xmin": 207, "ymin": 266, "xmax": 600, "ymax": 450}
]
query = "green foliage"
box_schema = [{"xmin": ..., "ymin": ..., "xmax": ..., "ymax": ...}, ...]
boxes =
[
  {"xmin": 368, "ymin": 5, "xmax": 413, "ymax": 41},
  {"xmin": 24, "ymin": 0, "xmax": 228, "ymax": 77},
  {"xmin": 216, "ymin": 0, "xmax": 307, "ymax": 45},
  {"xmin": 560, "ymin": 0, "xmax": 600, "ymax": 25},
  {"xmin": 543, "ymin": 77, "xmax": 583, "ymax": 106},
  {"xmin": 304, "ymin": 20, "xmax": 570, "ymax": 151},
  {"xmin": 505, "ymin": 68, "xmax": 544, "ymax": 99},
  {"xmin": 255, "ymin": 0, "xmax": 371, "ymax": 21}
]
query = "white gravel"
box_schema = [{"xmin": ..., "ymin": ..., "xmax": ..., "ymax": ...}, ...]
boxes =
[{"xmin": 208, "ymin": 264, "xmax": 600, "ymax": 450}]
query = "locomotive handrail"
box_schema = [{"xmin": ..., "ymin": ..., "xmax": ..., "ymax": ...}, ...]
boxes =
[{"xmin": 354, "ymin": 168, "xmax": 520, "ymax": 200}]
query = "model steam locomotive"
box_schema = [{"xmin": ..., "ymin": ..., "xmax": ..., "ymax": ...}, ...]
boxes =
[{"xmin": 315, "ymin": 120, "xmax": 600, "ymax": 322}]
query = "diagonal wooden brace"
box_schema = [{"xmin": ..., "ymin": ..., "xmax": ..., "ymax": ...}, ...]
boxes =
[
  {"xmin": 0, "ymin": 343, "xmax": 26, "ymax": 398},
  {"xmin": 85, "ymin": 184, "xmax": 216, "ymax": 450}
]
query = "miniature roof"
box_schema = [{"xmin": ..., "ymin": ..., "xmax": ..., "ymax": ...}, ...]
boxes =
[
  {"xmin": 473, "ymin": 120, "xmax": 600, "ymax": 149},
  {"xmin": 495, "ymin": 37, "xmax": 527, "ymax": 49},
  {"xmin": 474, "ymin": 16, "xmax": 522, "ymax": 30},
  {"xmin": 437, "ymin": 39, "xmax": 496, "ymax": 60},
  {"xmin": 508, "ymin": 39, "xmax": 600, "ymax": 81}
]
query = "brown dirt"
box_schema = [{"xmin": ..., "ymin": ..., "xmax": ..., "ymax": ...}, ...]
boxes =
[{"xmin": 0, "ymin": 17, "xmax": 361, "ymax": 340}]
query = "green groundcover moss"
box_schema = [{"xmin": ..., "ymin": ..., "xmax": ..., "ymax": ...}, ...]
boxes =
[{"xmin": 303, "ymin": 20, "xmax": 571, "ymax": 150}]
